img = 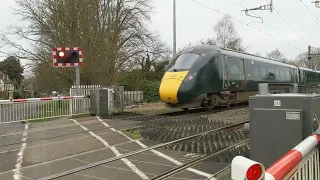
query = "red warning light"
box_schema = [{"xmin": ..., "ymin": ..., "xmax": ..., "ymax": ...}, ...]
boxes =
[
  {"xmin": 52, "ymin": 47, "xmax": 83, "ymax": 67},
  {"xmin": 246, "ymin": 164, "xmax": 262, "ymax": 180}
]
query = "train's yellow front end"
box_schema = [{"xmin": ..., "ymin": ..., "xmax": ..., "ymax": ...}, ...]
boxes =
[{"xmin": 159, "ymin": 71, "xmax": 189, "ymax": 104}]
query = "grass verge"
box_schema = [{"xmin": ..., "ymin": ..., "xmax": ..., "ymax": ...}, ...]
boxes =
[{"xmin": 123, "ymin": 129, "xmax": 142, "ymax": 140}]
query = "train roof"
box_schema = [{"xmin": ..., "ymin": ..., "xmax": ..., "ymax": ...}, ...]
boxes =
[
  {"xmin": 183, "ymin": 44, "xmax": 297, "ymax": 69},
  {"xmin": 181, "ymin": 44, "xmax": 221, "ymax": 54},
  {"xmin": 221, "ymin": 48, "xmax": 297, "ymax": 69},
  {"xmin": 299, "ymin": 67, "xmax": 320, "ymax": 73}
]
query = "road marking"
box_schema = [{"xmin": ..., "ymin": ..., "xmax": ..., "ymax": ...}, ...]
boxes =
[
  {"xmin": 72, "ymin": 157, "xmax": 204, "ymax": 180},
  {"xmin": 12, "ymin": 123, "xmax": 28, "ymax": 180},
  {"xmin": 76, "ymin": 173, "xmax": 107, "ymax": 180},
  {"xmin": 96, "ymin": 117, "xmax": 215, "ymax": 179},
  {"xmin": 116, "ymin": 146, "xmax": 195, "ymax": 162},
  {"xmin": 0, "ymin": 127, "xmax": 121, "ymax": 154},
  {"xmin": 71, "ymin": 119, "xmax": 149, "ymax": 180}
]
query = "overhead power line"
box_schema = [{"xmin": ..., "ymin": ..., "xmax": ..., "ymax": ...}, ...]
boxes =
[
  {"xmin": 190, "ymin": 0, "xmax": 304, "ymax": 52},
  {"xmin": 299, "ymin": 0, "xmax": 320, "ymax": 22},
  {"xmin": 265, "ymin": 0, "xmax": 309, "ymax": 45},
  {"xmin": 228, "ymin": 0, "xmax": 302, "ymax": 46}
]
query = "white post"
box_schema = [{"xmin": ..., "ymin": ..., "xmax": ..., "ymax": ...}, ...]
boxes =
[{"xmin": 173, "ymin": 0, "xmax": 177, "ymax": 58}]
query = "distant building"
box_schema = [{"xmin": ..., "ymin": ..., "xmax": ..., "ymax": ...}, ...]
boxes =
[
  {"xmin": 0, "ymin": 72, "xmax": 14, "ymax": 91},
  {"xmin": 0, "ymin": 71, "xmax": 14, "ymax": 99}
]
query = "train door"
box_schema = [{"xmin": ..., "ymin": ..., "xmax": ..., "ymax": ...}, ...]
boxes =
[
  {"xmin": 221, "ymin": 55, "xmax": 229, "ymax": 90},
  {"xmin": 226, "ymin": 56, "xmax": 246, "ymax": 90},
  {"xmin": 239, "ymin": 59, "xmax": 247, "ymax": 89}
]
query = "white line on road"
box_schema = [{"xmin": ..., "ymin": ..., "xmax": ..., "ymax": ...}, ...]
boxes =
[
  {"xmin": 71, "ymin": 119, "xmax": 149, "ymax": 180},
  {"xmin": 12, "ymin": 123, "xmax": 28, "ymax": 180},
  {"xmin": 71, "ymin": 157, "xmax": 204, "ymax": 180},
  {"xmin": 96, "ymin": 117, "xmax": 216, "ymax": 179}
]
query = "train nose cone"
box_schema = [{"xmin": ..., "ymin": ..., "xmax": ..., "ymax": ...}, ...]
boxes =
[
  {"xmin": 159, "ymin": 71, "xmax": 189, "ymax": 104},
  {"xmin": 159, "ymin": 79, "xmax": 180, "ymax": 103}
]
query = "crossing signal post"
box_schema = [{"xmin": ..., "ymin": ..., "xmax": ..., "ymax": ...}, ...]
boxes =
[{"xmin": 52, "ymin": 47, "xmax": 83, "ymax": 90}]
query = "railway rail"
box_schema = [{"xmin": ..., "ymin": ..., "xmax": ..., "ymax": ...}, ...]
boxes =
[
  {"xmin": 37, "ymin": 120, "xmax": 248, "ymax": 180},
  {"xmin": 107, "ymin": 102, "xmax": 248, "ymax": 121},
  {"xmin": 150, "ymin": 139, "xmax": 249, "ymax": 180}
]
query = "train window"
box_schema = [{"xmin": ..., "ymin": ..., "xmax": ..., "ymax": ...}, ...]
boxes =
[
  {"xmin": 274, "ymin": 69, "xmax": 280, "ymax": 77},
  {"xmin": 285, "ymin": 71, "xmax": 290, "ymax": 80},
  {"xmin": 259, "ymin": 67, "xmax": 267, "ymax": 76},
  {"xmin": 253, "ymin": 66, "xmax": 259, "ymax": 76},
  {"xmin": 167, "ymin": 53, "xmax": 200, "ymax": 71},
  {"xmin": 267, "ymin": 69, "xmax": 274, "ymax": 77},
  {"xmin": 280, "ymin": 70, "xmax": 285, "ymax": 80}
]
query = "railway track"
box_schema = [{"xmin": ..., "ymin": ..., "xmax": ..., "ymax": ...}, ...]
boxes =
[
  {"xmin": 37, "ymin": 120, "xmax": 249, "ymax": 180},
  {"xmin": 150, "ymin": 139, "xmax": 249, "ymax": 180},
  {"xmin": 104, "ymin": 102, "xmax": 248, "ymax": 121}
]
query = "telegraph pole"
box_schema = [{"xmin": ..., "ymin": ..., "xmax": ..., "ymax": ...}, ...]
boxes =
[
  {"xmin": 308, "ymin": 45, "xmax": 312, "ymax": 61},
  {"xmin": 173, "ymin": 0, "xmax": 177, "ymax": 58}
]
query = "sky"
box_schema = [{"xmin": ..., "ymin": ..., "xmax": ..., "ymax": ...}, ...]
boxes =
[
  {"xmin": 1, "ymin": 0, "xmax": 320, "ymax": 64},
  {"xmin": 149, "ymin": 0, "xmax": 320, "ymax": 60}
]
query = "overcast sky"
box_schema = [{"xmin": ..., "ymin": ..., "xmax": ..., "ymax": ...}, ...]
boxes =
[{"xmin": 1, "ymin": 0, "xmax": 320, "ymax": 63}]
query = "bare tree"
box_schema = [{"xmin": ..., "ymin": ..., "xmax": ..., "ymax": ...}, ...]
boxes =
[
  {"xmin": 266, "ymin": 49, "xmax": 288, "ymax": 63},
  {"xmin": 176, "ymin": 42, "xmax": 196, "ymax": 55},
  {"xmin": 1, "ymin": 0, "xmax": 165, "ymax": 90},
  {"xmin": 200, "ymin": 38, "xmax": 216, "ymax": 46},
  {"xmin": 293, "ymin": 48, "xmax": 320, "ymax": 70},
  {"xmin": 122, "ymin": 33, "xmax": 171, "ymax": 72},
  {"xmin": 212, "ymin": 16, "xmax": 247, "ymax": 51}
]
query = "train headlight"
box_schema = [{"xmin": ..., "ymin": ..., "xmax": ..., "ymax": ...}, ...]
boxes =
[{"xmin": 185, "ymin": 73, "xmax": 197, "ymax": 81}]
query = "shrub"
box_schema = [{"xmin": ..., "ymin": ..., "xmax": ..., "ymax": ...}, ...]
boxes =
[{"xmin": 141, "ymin": 80, "xmax": 160, "ymax": 102}]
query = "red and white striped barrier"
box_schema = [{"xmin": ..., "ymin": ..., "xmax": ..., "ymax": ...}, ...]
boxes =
[
  {"xmin": 0, "ymin": 95, "xmax": 87, "ymax": 104},
  {"xmin": 264, "ymin": 134, "xmax": 320, "ymax": 180}
]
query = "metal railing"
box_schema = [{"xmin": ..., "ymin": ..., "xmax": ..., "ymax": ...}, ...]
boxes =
[
  {"xmin": 264, "ymin": 134, "xmax": 320, "ymax": 180},
  {"xmin": 0, "ymin": 96, "xmax": 89, "ymax": 124},
  {"xmin": 284, "ymin": 147, "xmax": 319, "ymax": 180},
  {"xmin": 70, "ymin": 85, "xmax": 144, "ymax": 106}
]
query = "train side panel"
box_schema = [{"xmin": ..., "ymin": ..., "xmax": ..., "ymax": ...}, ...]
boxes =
[{"xmin": 299, "ymin": 68, "xmax": 320, "ymax": 86}]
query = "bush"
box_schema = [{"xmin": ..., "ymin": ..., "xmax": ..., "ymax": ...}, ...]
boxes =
[{"xmin": 141, "ymin": 80, "xmax": 160, "ymax": 102}]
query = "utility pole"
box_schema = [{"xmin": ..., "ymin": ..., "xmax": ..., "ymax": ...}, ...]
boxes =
[
  {"xmin": 308, "ymin": 45, "xmax": 312, "ymax": 61},
  {"xmin": 173, "ymin": 0, "xmax": 177, "ymax": 58}
]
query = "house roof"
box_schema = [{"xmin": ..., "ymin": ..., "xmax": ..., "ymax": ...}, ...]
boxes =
[{"xmin": 0, "ymin": 71, "xmax": 13, "ymax": 84}]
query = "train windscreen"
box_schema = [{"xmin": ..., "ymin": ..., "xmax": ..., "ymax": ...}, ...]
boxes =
[{"xmin": 167, "ymin": 53, "xmax": 200, "ymax": 71}]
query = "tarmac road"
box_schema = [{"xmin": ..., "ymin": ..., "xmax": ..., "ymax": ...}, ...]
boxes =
[{"xmin": 0, "ymin": 116, "xmax": 229, "ymax": 180}]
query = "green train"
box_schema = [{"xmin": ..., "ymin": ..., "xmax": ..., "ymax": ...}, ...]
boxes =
[{"xmin": 159, "ymin": 44, "xmax": 320, "ymax": 109}]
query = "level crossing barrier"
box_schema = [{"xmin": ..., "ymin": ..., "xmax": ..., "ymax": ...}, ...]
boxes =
[
  {"xmin": 0, "ymin": 95, "xmax": 89, "ymax": 124},
  {"xmin": 231, "ymin": 133, "xmax": 320, "ymax": 180}
]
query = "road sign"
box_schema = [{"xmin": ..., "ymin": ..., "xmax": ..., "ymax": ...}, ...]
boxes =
[{"xmin": 52, "ymin": 47, "xmax": 83, "ymax": 67}]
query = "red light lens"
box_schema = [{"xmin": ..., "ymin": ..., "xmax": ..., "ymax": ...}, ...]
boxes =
[
  {"xmin": 188, "ymin": 76, "xmax": 193, "ymax": 80},
  {"xmin": 246, "ymin": 164, "xmax": 262, "ymax": 180}
]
